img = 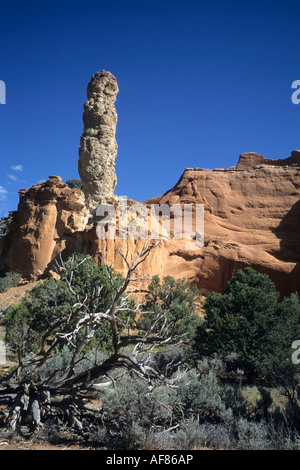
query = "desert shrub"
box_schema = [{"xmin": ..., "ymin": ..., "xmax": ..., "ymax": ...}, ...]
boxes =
[
  {"xmin": 173, "ymin": 417, "xmax": 204, "ymax": 450},
  {"xmin": 101, "ymin": 375, "xmax": 173, "ymax": 450},
  {"xmin": 221, "ymin": 384, "xmax": 248, "ymax": 418},
  {"xmin": 28, "ymin": 346, "xmax": 108, "ymax": 382},
  {"xmin": 138, "ymin": 275, "xmax": 201, "ymax": 340},
  {"xmin": 267, "ymin": 411, "xmax": 300, "ymax": 450},
  {"xmin": 173, "ymin": 418, "xmax": 232, "ymax": 450},
  {"xmin": 194, "ymin": 267, "xmax": 300, "ymax": 383},
  {"xmin": 149, "ymin": 430, "xmax": 175, "ymax": 450},
  {"xmin": 66, "ymin": 178, "xmax": 81, "ymax": 189},
  {"xmin": 4, "ymin": 301, "xmax": 40, "ymax": 362},
  {"xmin": 4, "ymin": 254, "xmax": 133, "ymax": 355},
  {"xmin": 4, "ymin": 279, "xmax": 73, "ymax": 357},
  {"xmin": 174, "ymin": 369, "xmax": 226, "ymax": 422},
  {"xmin": 0, "ymin": 271, "xmax": 21, "ymax": 293},
  {"xmin": 0, "ymin": 214, "xmax": 13, "ymax": 236},
  {"xmin": 235, "ymin": 418, "xmax": 270, "ymax": 450}
]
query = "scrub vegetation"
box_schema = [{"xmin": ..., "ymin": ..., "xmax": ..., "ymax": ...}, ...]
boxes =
[{"xmin": 1, "ymin": 244, "xmax": 300, "ymax": 450}]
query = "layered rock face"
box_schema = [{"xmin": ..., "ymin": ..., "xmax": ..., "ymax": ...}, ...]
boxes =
[
  {"xmin": 78, "ymin": 70, "xmax": 119, "ymax": 212},
  {"xmin": 0, "ymin": 176, "xmax": 88, "ymax": 279},
  {"xmin": 236, "ymin": 150, "xmax": 300, "ymax": 170},
  {"xmin": 144, "ymin": 154, "xmax": 300, "ymax": 297},
  {"xmin": 1, "ymin": 152, "xmax": 299, "ymax": 298}
]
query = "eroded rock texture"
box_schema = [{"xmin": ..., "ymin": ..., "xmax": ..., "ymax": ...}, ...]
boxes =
[
  {"xmin": 78, "ymin": 70, "xmax": 119, "ymax": 212},
  {"xmin": 0, "ymin": 176, "xmax": 87, "ymax": 279},
  {"xmin": 1, "ymin": 152, "xmax": 300, "ymax": 299},
  {"xmin": 144, "ymin": 155, "xmax": 300, "ymax": 297},
  {"xmin": 236, "ymin": 150, "xmax": 300, "ymax": 169}
]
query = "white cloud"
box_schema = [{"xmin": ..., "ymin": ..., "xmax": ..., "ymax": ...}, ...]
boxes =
[
  {"xmin": 11, "ymin": 164, "xmax": 23, "ymax": 171},
  {"xmin": 7, "ymin": 173, "xmax": 17, "ymax": 181},
  {"xmin": 0, "ymin": 186, "xmax": 7, "ymax": 201}
]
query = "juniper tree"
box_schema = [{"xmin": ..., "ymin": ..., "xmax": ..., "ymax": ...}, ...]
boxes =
[{"xmin": 0, "ymin": 241, "xmax": 199, "ymax": 433}]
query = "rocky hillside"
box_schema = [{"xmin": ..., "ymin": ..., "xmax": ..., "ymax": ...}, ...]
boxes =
[{"xmin": 0, "ymin": 151, "xmax": 299, "ymax": 298}]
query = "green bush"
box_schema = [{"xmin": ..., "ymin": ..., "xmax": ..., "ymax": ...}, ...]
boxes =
[
  {"xmin": 173, "ymin": 419, "xmax": 231, "ymax": 450},
  {"xmin": 0, "ymin": 271, "xmax": 21, "ymax": 293},
  {"xmin": 4, "ymin": 254, "xmax": 132, "ymax": 355},
  {"xmin": 173, "ymin": 417, "xmax": 203, "ymax": 449},
  {"xmin": 29, "ymin": 345, "xmax": 108, "ymax": 383},
  {"xmin": 66, "ymin": 178, "xmax": 81, "ymax": 189},
  {"xmin": 174, "ymin": 369, "xmax": 226, "ymax": 422},
  {"xmin": 139, "ymin": 275, "xmax": 201, "ymax": 340},
  {"xmin": 235, "ymin": 418, "xmax": 270, "ymax": 450},
  {"xmin": 0, "ymin": 214, "xmax": 13, "ymax": 235},
  {"xmin": 194, "ymin": 267, "xmax": 300, "ymax": 383},
  {"xmin": 101, "ymin": 375, "xmax": 173, "ymax": 450}
]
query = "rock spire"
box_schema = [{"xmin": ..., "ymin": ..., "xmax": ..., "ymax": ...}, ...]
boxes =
[{"xmin": 78, "ymin": 70, "xmax": 119, "ymax": 212}]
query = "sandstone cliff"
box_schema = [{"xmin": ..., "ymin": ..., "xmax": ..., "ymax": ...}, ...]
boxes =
[
  {"xmin": 0, "ymin": 176, "xmax": 88, "ymax": 279},
  {"xmin": 0, "ymin": 152, "xmax": 299, "ymax": 298},
  {"xmin": 236, "ymin": 150, "xmax": 300, "ymax": 170},
  {"xmin": 144, "ymin": 152, "xmax": 300, "ymax": 297}
]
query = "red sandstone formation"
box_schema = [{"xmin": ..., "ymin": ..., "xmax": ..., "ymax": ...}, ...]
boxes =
[
  {"xmin": 0, "ymin": 176, "xmax": 88, "ymax": 279},
  {"xmin": 236, "ymin": 150, "xmax": 300, "ymax": 169},
  {"xmin": 144, "ymin": 152, "xmax": 300, "ymax": 297},
  {"xmin": 0, "ymin": 152, "xmax": 299, "ymax": 297}
]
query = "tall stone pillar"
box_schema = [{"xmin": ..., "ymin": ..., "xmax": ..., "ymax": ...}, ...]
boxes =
[{"xmin": 78, "ymin": 70, "xmax": 119, "ymax": 213}]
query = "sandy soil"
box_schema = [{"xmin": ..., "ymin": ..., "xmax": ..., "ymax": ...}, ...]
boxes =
[
  {"xmin": 0, "ymin": 282, "xmax": 40, "ymax": 311},
  {"xmin": 0, "ymin": 439, "xmax": 86, "ymax": 451}
]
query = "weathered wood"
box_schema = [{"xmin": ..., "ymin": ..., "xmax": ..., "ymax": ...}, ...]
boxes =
[{"xmin": 0, "ymin": 241, "xmax": 188, "ymax": 434}]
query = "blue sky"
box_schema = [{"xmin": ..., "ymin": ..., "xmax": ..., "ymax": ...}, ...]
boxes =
[{"xmin": 1, "ymin": 0, "xmax": 300, "ymax": 216}]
